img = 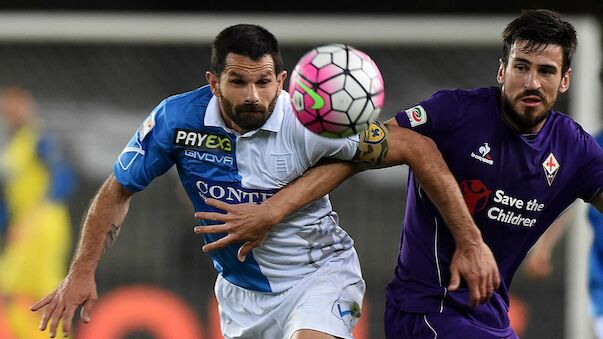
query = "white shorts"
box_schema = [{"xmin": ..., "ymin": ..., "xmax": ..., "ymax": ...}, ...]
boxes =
[{"xmin": 214, "ymin": 251, "xmax": 365, "ymax": 339}]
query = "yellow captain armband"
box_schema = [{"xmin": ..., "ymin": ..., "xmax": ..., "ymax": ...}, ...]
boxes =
[{"xmin": 355, "ymin": 121, "xmax": 389, "ymax": 167}]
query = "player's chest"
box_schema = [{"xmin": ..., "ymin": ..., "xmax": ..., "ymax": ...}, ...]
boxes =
[
  {"xmin": 443, "ymin": 133, "xmax": 575, "ymax": 228},
  {"xmin": 173, "ymin": 127, "xmax": 303, "ymax": 185}
]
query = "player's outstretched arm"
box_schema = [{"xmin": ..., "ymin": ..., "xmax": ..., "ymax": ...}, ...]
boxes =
[
  {"xmin": 31, "ymin": 174, "xmax": 134, "ymax": 338},
  {"xmin": 382, "ymin": 118, "xmax": 500, "ymax": 307}
]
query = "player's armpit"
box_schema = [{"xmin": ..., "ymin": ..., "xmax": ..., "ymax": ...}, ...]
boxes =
[
  {"xmin": 592, "ymin": 191, "xmax": 603, "ymax": 213},
  {"xmin": 353, "ymin": 121, "xmax": 389, "ymax": 167}
]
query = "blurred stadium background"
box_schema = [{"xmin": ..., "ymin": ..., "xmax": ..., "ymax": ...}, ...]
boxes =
[{"xmin": 0, "ymin": 3, "xmax": 601, "ymax": 339}]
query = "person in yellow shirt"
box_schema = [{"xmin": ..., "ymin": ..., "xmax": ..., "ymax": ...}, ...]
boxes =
[{"xmin": 0, "ymin": 87, "xmax": 76, "ymax": 339}]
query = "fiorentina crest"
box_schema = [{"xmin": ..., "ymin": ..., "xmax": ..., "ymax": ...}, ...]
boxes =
[{"xmin": 542, "ymin": 153, "xmax": 560, "ymax": 186}]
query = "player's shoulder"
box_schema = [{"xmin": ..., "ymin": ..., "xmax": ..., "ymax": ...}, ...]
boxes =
[
  {"xmin": 160, "ymin": 85, "xmax": 213, "ymax": 122},
  {"xmin": 430, "ymin": 86, "xmax": 498, "ymax": 102},
  {"xmin": 548, "ymin": 111, "xmax": 599, "ymax": 146}
]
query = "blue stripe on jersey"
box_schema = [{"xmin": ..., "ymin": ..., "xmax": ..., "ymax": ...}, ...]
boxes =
[{"xmin": 114, "ymin": 85, "xmax": 276, "ymax": 292}]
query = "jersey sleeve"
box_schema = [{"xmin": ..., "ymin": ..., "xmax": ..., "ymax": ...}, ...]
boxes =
[
  {"xmin": 393, "ymin": 90, "xmax": 460, "ymax": 139},
  {"xmin": 282, "ymin": 96, "xmax": 359, "ymax": 165},
  {"xmin": 303, "ymin": 129, "xmax": 359, "ymax": 164},
  {"xmin": 576, "ymin": 130, "xmax": 603, "ymax": 202},
  {"xmin": 113, "ymin": 100, "xmax": 175, "ymax": 192}
]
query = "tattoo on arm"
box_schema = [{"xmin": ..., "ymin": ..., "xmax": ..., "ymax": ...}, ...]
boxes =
[{"xmin": 103, "ymin": 223, "xmax": 122, "ymax": 254}]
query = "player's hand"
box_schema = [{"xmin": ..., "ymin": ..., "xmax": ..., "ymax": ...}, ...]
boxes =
[
  {"xmin": 194, "ymin": 198, "xmax": 279, "ymax": 262},
  {"xmin": 30, "ymin": 270, "xmax": 98, "ymax": 338},
  {"xmin": 523, "ymin": 248, "xmax": 553, "ymax": 280},
  {"xmin": 448, "ymin": 240, "xmax": 500, "ymax": 308}
]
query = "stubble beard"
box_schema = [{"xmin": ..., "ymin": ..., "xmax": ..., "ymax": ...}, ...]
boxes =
[{"xmin": 501, "ymin": 90, "xmax": 551, "ymax": 133}]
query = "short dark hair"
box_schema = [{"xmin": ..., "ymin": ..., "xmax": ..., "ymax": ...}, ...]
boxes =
[
  {"xmin": 502, "ymin": 9, "xmax": 577, "ymax": 74},
  {"xmin": 211, "ymin": 24, "xmax": 283, "ymax": 75}
]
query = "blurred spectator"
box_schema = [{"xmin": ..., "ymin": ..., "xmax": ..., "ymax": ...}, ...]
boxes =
[{"xmin": 0, "ymin": 87, "xmax": 76, "ymax": 338}]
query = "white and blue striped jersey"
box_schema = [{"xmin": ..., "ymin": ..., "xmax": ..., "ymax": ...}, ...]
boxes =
[{"xmin": 114, "ymin": 85, "xmax": 359, "ymax": 293}]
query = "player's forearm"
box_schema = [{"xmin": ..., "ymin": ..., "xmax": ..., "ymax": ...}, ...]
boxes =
[
  {"xmin": 388, "ymin": 123, "xmax": 483, "ymax": 245},
  {"xmin": 262, "ymin": 159, "xmax": 358, "ymax": 223},
  {"xmin": 416, "ymin": 158, "xmax": 483, "ymax": 245},
  {"xmin": 69, "ymin": 174, "xmax": 133, "ymax": 274}
]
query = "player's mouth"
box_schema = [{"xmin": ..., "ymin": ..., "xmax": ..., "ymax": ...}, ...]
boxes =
[{"xmin": 519, "ymin": 95, "xmax": 543, "ymax": 107}]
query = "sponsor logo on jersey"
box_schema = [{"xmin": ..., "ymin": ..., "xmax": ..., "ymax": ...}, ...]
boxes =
[
  {"xmin": 460, "ymin": 179, "xmax": 492, "ymax": 214},
  {"xmin": 470, "ymin": 142, "xmax": 494, "ymax": 165},
  {"xmin": 542, "ymin": 153, "xmax": 560, "ymax": 186},
  {"xmin": 184, "ymin": 149, "xmax": 234, "ymax": 166},
  {"xmin": 174, "ymin": 129, "xmax": 233, "ymax": 153},
  {"xmin": 404, "ymin": 105, "xmax": 427, "ymax": 127},
  {"xmin": 460, "ymin": 179, "xmax": 544, "ymax": 228},
  {"xmin": 488, "ymin": 189, "xmax": 542, "ymax": 227},
  {"xmin": 195, "ymin": 178, "xmax": 275, "ymax": 204},
  {"xmin": 138, "ymin": 111, "xmax": 156, "ymax": 141}
]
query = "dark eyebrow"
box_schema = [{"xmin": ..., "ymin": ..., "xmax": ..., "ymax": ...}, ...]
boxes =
[
  {"xmin": 226, "ymin": 70, "xmax": 274, "ymax": 78},
  {"xmin": 539, "ymin": 64, "xmax": 558, "ymax": 73},
  {"xmin": 513, "ymin": 57, "xmax": 532, "ymax": 64},
  {"xmin": 513, "ymin": 57, "xmax": 559, "ymax": 72},
  {"xmin": 226, "ymin": 71, "xmax": 245, "ymax": 78}
]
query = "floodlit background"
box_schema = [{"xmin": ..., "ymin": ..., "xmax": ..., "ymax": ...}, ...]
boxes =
[{"xmin": 0, "ymin": 3, "xmax": 600, "ymax": 339}]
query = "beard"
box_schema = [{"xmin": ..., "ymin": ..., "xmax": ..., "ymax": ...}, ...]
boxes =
[
  {"xmin": 501, "ymin": 89, "xmax": 552, "ymax": 133},
  {"xmin": 220, "ymin": 94, "xmax": 278, "ymax": 132}
]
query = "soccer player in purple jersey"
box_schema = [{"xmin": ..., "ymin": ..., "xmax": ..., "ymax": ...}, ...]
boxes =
[{"xmin": 196, "ymin": 9, "xmax": 603, "ymax": 339}]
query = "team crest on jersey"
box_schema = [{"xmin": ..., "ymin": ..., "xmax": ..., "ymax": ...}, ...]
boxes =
[
  {"xmin": 404, "ymin": 105, "xmax": 427, "ymax": 127},
  {"xmin": 138, "ymin": 111, "xmax": 156, "ymax": 141},
  {"xmin": 470, "ymin": 142, "xmax": 494, "ymax": 165},
  {"xmin": 542, "ymin": 153, "xmax": 560, "ymax": 186}
]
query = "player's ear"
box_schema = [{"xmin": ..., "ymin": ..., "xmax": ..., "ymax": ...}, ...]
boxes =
[
  {"xmin": 559, "ymin": 68, "xmax": 571, "ymax": 93},
  {"xmin": 206, "ymin": 71, "xmax": 221, "ymax": 97},
  {"xmin": 277, "ymin": 70, "xmax": 287, "ymax": 91},
  {"xmin": 496, "ymin": 58, "xmax": 506, "ymax": 84}
]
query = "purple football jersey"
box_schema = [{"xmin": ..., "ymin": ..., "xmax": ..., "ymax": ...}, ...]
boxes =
[{"xmin": 389, "ymin": 87, "xmax": 603, "ymax": 332}]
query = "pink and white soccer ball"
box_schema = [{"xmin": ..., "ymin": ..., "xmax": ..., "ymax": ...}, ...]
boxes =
[{"xmin": 288, "ymin": 44, "xmax": 385, "ymax": 138}]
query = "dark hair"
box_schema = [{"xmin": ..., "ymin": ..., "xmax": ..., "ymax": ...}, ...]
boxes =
[
  {"xmin": 211, "ymin": 24, "xmax": 283, "ymax": 75},
  {"xmin": 502, "ymin": 9, "xmax": 577, "ymax": 74}
]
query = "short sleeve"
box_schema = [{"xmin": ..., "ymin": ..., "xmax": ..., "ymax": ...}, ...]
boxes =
[
  {"xmin": 394, "ymin": 90, "xmax": 461, "ymax": 139},
  {"xmin": 282, "ymin": 98, "xmax": 359, "ymax": 165},
  {"xmin": 303, "ymin": 129, "xmax": 359, "ymax": 164},
  {"xmin": 113, "ymin": 100, "xmax": 175, "ymax": 192},
  {"xmin": 577, "ymin": 130, "xmax": 603, "ymax": 202}
]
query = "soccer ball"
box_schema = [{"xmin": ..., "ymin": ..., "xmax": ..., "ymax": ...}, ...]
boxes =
[{"xmin": 288, "ymin": 44, "xmax": 385, "ymax": 138}]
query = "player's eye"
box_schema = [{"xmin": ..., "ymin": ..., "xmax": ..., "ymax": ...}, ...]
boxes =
[
  {"xmin": 230, "ymin": 78, "xmax": 246, "ymax": 86},
  {"xmin": 539, "ymin": 67, "xmax": 556, "ymax": 76}
]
